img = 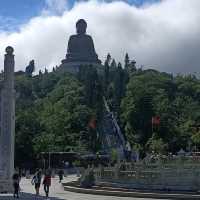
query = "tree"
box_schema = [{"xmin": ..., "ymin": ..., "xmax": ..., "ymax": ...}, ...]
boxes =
[
  {"xmin": 45, "ymin": 68, "xmax": 48, "ymax": 74},
  {"xmin": 110, "ymin": 59, "xmax": 117, "ymax": 68},
  {"xmin": 124, "ymin": 53, "xmax": 129, "ymax": 69},
  {"xmin": 14, "ymin": 56, "xmax": 200, "ymax": 165},
  {"xmin": 34, "ymin": 75, "xmax": 93, "ymax": 153},
  {"xmin": 15, "ymin": 108, "xmax": 41, "ymax": 168},
  {"xmin": 121, "ymin": 70, "xmax": 200, "ymax": 154},
  {"xmin": 104, "ymin": 58, "xmax": 110, "ymax": 96},
  {"xmin": 104, "ymin": 53, "xmax": 111, "ymax": 66},
  {"xmin": 191, "ymin": 131, "xmax": 200, "ymax": 149},
  {"xmin": 146, "ymin": 133, "xmax": 168, "ymax": 154},
  {"xmin": 113, "ymin": 62, "xmax": 126, "ymax": 113}
]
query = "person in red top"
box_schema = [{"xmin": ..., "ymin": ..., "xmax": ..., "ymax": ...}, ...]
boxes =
[{"xmin": 43, "ymin": 170, "xmax": 51, "ymax": 198}]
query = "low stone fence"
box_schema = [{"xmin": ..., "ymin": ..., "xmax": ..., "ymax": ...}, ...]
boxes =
[{"xmin": 94, "ymin": 163, "xmax": 200, "ymax": 191}]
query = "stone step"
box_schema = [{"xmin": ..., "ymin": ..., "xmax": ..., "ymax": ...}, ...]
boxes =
[{"xmin": 63, "ymin": 182, "xmax": 200, "ymax": 199}]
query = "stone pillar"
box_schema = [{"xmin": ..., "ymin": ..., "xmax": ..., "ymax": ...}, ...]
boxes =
[{"xmin": 0, "ymin": 46, "xmax": 15, "ymax": 192}]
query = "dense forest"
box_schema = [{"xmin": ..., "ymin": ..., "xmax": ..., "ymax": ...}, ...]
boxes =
[{"xmin": 12, "ymin": 53, "xmax": 200, "ymax": 167}]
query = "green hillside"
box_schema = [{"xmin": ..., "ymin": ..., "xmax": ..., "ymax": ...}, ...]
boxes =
[{"xmin": 13, "ymin": 57, "xmax": 200, "ymax": 166}]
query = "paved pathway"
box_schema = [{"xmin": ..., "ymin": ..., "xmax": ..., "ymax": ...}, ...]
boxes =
[{"xmin": 0, "ymin": 175, "xmax": 167, "ymax": 200}]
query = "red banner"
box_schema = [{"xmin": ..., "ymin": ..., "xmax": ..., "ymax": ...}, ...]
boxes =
[
  {"xmin": 152, "ymin": 116, "xmax": 160, "ymax": 125},
  {"xmin": 88, "ymin": 117, "xmax": 96, "ymax": 129}
]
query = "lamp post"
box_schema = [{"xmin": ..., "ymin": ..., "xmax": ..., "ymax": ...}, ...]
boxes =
[
  {"xmin": 48, "ymin": 151, "xmax": 51, "ymax": 169},
  {"xmin": 43, "ymin": 157, "xmax": 46, "ymax": 170},
  {"xmin": 188, "ymin": 140, "xmax": 192, "ymax": 153},
  {"xmin": 41, "ymin": 152, "xmax": 46, "ymax": 170},
  {"xmin": 48, "ymin": 146, "xmax": 51, "ymax": 169}
]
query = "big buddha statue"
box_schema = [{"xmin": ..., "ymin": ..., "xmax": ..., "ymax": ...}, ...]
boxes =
[{"xmin": 64, "ymin": 19, "xmax": 101, "ymax": 64}]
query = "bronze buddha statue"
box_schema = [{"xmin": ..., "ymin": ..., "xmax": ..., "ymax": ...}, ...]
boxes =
[{"xmin": 65, "ymin": 19, "xmax": 101, "ymax": 64}]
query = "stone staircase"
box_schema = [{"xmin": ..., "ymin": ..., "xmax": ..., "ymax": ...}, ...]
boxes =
[{"xmin": 98, "ymin": 97, "xmax": 126, "ymax": 159}]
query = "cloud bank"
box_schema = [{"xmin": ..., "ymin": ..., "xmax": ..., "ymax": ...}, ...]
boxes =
[{"xmin": 0, "ymin": 0, "xmax": 199, "ymax": 74}]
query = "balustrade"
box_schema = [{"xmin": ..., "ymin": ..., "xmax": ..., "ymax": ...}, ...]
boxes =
[{"xmin": 94, "ymin": 162, "xmax": 200, "ymax": 191}]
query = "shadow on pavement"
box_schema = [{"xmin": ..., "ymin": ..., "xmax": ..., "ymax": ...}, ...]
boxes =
[{"xmin": 0, "ymin": 192, "xmax": 66, "ymax": 200}]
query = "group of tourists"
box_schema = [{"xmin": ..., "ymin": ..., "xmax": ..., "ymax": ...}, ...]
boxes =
[
  {"xmin": 31, "ymin": 169, "xmax": 51, "ymax": 198},
  {"xmin": 12, "ymin": 168, "xmax": 64, "ymax": 199}
]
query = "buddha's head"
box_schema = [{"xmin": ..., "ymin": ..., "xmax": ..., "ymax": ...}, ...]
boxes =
[{"xmin": 76, "ymin": 19, "xmax": 87, "ymax": 35}]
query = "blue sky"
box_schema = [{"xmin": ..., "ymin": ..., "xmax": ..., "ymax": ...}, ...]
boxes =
[
  {"xmin": 0, "ymin": 0, "xmax": 199, "ymax": 74},
  {"xmin": 0, "ymin": 0, "xmax": 159, "ymax": 31},
  {"xmin": 0, "ymin": 0, "xmax": 44, "ymax": 31}
]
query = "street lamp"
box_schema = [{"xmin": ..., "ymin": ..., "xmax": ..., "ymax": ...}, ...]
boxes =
[
  {"xmin": 48, "ymin": 151, "xmax": 51, "ymax": 169},
  {"xmin": 48, "ymin": 146, "xmax": 51, "ymax": 169},
  {"xmin": 43, "ymin": 158, "xmax": 46, "ymax": 170}
]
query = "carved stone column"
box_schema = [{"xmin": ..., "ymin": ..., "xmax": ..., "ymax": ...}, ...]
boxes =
[{"xmin": 0, "ymin": 46, "xmax": 15, "ymax": 192}]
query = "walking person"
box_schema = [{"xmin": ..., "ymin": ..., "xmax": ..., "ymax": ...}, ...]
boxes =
[
  {"xmin": 31, "ymin": 169, "xmax": 42, "ymax": 196},
  {"xmin": 58, "ymin": 169, "xmax": 64, "ymax": 183},
  {"xmin": 12, "ymin": 172, "xmax": 20, "ymax": 198},
  {"xmin": 43, "ymin": 170, "xmax": 51, "ymax": 198}
]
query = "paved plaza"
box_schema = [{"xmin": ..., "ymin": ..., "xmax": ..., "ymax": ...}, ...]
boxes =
[{"xmin": 0, "ymin": 175, "xmax": 166, "ymax": 200}]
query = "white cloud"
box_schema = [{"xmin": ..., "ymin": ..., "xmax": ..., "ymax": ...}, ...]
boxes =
[{"xmin": 0, "ymin": 0, "xmax": 199, "ymax": 74}]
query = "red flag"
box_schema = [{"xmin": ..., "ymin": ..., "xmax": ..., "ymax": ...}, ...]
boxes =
[
  {"xmin": 88, "ymin": 117, "xmax": 96, "ymax": 129},
  {"xmin": 152, "ymin": 116, "xmax": 160, "ymax": 125}
]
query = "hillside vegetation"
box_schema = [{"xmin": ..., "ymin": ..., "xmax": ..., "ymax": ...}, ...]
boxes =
[{"xmin": 13, "ymin": 54, "xmax": 200, "ymax": 166}]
